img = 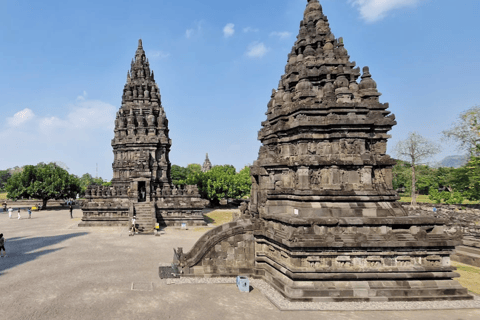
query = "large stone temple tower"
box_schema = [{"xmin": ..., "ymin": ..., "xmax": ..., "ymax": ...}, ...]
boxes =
[
  {"xmin": 111, "ymin": 39, "xmax": 171, "ymax": 199},
  {"xmin": 173, "ymin": 1, "xmax": 471, "ymax": 301},
  {"xmin": 81, "ymin": 40, "xmax": 208, "ymax": 230}
]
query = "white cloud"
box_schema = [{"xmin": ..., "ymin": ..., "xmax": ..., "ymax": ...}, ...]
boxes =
[
  {"xmin": 246, "ymin": 42, "xmax": 269, "ymax": 58},
  {"xmin": 0, "ymin": 96, "xmax": 117, "ymax": 179},
  {"xmin": 2, "ymin": 97, "xmax": 116, "ymax": 146},
  {"xmin": 7, "ymin": 108, "xmax": 35, "ymax": 127},
  {"xmin": 149, "ymin": 50, "xmax": 170, "ymax": 59},
  {"xmin": 270, "ymin": 31, "xmax": 292, "ymax": 39},
  {"xmin": 185, "ymin": 21, "xmax": 204, "ymax": 39},
  {"xmin": 243, "ymin": 27, "xmax": 258, "ymax": 33},
  {"xmin": 76, "ymin": 90, "xmax": 87, "ymax": 101},
  {"xmin": 349, "ymin": 0, "xmax": 424, "ymax": 23},
  {"xmin": 223, "ymin": 23, "xmax": 235, "ymax": 38}
]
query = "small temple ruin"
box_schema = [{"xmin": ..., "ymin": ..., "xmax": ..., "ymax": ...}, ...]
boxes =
[
  {"xmin": 80, "ymin": 40, "xmax": 208, "ymax": 231},
  {"xmin": 202, "ymin": 153, "xmax": 212, "ymax": 172},
  {"xmin": 172, "ymin": 0, "xmax": 471, "ymax": 301}
]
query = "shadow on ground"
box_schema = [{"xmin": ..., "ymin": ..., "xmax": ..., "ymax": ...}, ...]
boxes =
[
  {"xmin": 203, "ymin": 215, "xmax": 215, "ymax": 224},
  {"xmin": 0, "ymin": 232, "xmax": 88, "ymax": 276}
]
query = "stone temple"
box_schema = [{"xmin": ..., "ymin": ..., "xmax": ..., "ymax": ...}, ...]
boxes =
[
  {"xmin": 202, "ymin": 153, "xmax": 212, "ymax": 172},
  {"xmin": 172, "ymin": 1, "xmax": 471, "ymax": 301},
  {"xmin": 81, "ymin": 40, "xmax": 208, "ymax": 231}
]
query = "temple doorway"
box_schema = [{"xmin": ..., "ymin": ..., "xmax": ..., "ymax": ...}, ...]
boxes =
[{"xmin": 138, "ymin": 181, "xmax": 146, "ymax": 202}]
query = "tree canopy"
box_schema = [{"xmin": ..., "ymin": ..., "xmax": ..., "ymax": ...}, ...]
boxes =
[
  {"xmin": 443, "ymin": 105, "xmax": 480, "ymax": 156},
  {"xmin": 5, "ymin": 162, "xmax": 81, "ymax": 208},
  {"xmin": 0, "ymin": 170, "xmax": 12, "ymax": 191},
  {"xmin": 79, "ymin": 173, "xmax": 109, "ymax": 195},
  {"xmin": 172, "ymin": 164, "xmax": 251, "ymax": 205}
]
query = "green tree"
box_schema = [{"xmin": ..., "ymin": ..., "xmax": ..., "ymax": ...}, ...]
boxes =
[
  {"xmin": 394, "ymin": 132, "xmax": 441, "ymax": 206},
  {"xmin": 428, "ymin": 187, "xmax": 464, "ymax": 205},
  {"xmin": 450, "ymin": 151, "xmax": 480, "ymax": 201},
  {"xmin": 0, "ymin": 170, "xmax": 12, "ymax": 191},
  {"xmin": 187, "ymin": 163, "xmax": 202, "ymax": 175},
  {"xmin": 79, "ymin": 173, "xmax": 107, "ymax": 195},
  {"xmin": 185, "ymin": 165, "xmax": 251, "ymax": 205},
  {"xmin": 393, "ymin": 160, "xmax": 442, "ymax": 197},
  {"xmin": 171, "ymin": 164, "xmax": 202, "ymax": 186},
  {"xmin": 392, "ymin": 160, "xmax": 410, "ymax": 192},
  {"xmin": 415, "ymin": 165, "xmax": 438, "ymax": 195},
  {"xmin": 434, "ymin": 167, "xmax": 456, "ymax": 191},
  {"xmin": 5, "ymin": 162, "xmax": 81, "ymax": 209},
  {"xmin": 171, "ymin": 165, "xmax": 189, "ymax": 186},
  {"xmin": 443, "ymin": 106, "xmax": 480, "ymax": 156}
]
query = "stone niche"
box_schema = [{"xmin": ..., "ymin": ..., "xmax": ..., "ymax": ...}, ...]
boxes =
[
  {"xmin": 80, "ymin": 40, "xmax": 208, "ymax": 231},
  {"xmin": 172, "ymin": 0, "xmax": 472, "ymax": 302}
]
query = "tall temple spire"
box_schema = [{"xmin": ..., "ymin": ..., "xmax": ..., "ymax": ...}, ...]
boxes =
[
  {"xmin": 174, "ymin": 0, "xmax": 471, "ymax": 302},
  {"xmin": 81, "ymin": 40, "xmax": 208, "ymax": 230}
]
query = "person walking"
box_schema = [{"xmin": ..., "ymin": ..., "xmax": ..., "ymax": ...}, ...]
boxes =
[
  {"xmin": 0, "ymin": 233, "xmax": 6, "ymax": 257},
  {"xmin": 69, "ymin": 205, "xmax": 73, "ymax": 219},
  {"xmin": 28, "ymin": 208, "xmax": 32, "ymax": 219},
  {"xmin": 8, "ymin": 207, "xmax": 13, "ymax": 219},
  {"xmin": 17, "ymin": 208, "xmax": 21, "ymax": 219},
  {"xmin": 2, "ymin": 201, "xmax": 6, "ymax": 213},
  {"xmin": 129, "ymin": 215, "xmax": 137, "ymax": 236}
]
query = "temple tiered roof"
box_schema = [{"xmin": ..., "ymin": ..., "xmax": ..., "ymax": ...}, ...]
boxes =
[{"xmin": 252, "ymin": 0, "xmax": 400, "ymax": 217}]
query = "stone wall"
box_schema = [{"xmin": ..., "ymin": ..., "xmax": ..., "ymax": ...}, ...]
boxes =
[
  {"xmin": 403, "ymin": 203, "xmax": 480, "ymax": 268},
  {"xmin": 176, "ymin": 219, "xmax": 255, "ymax": 276}
]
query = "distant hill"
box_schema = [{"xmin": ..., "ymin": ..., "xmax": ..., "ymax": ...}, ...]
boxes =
[{"xmin": 435, "ymin": 155, "xmax": 468, "ymax": 168}]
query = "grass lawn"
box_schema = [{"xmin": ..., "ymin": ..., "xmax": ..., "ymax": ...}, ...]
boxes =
[
  {"xmin": 0, "ymin": 192, "xmax": 6, "ymax": 200},
  {"xmin": 204, "ymin": 210, "xmax": 234, "ymax": 226},
  {"xmin": 399, "ymin": 195, "xmax": 435, "ymax": 204},
  {"xmin": 399, "ymin": 194, "xmax": 479, "ymax": 205},
  {"xmin": 452, "ymin": 261, "xmax": 480, "ymax": 295}
]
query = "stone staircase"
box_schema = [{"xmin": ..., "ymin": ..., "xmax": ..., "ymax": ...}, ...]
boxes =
[{"xmin": 134, "ymin": 202, "xmax": 156, "ymax": 233}]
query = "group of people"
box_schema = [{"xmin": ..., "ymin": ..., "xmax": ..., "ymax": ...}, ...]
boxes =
[
  {"xmin": 2, "ymin": 203, "xmax": 74, "ymax": 219},
  {"xmin": 5, "ymin": 207, "xmax": 32, "ymax": 219}
]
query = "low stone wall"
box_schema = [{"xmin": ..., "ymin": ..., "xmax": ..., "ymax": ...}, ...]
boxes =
[
  {"xmin": 176, "ymin": 219, "xmax": 255, "ymax": 277},
  {"xmin": 401, "ymin": 203, "xmax": 480, "ymax": 267},
  {"xmin": 401, "ymin": 203, "xmax": 480, "ymax": 225}
]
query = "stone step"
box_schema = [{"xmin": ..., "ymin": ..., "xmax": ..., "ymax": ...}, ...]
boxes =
[
  {"xmin": 456, "ymin": 247, "xmax": 480, "ymax": 258},
  {"xmin": 457, "ymin": 245, "xmax": 480, "ymax": 255}
]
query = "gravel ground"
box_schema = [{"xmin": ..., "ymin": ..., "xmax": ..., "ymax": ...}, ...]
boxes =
[{"xmin": 167, "ymin": 277, "xmax": 480, "ymax": 311}]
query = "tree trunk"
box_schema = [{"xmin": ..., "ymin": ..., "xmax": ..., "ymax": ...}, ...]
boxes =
[
  {"xmin": 42, "ymin": 198, "xmax": 48, "ymax": 210},
  {"xmin": 411, "ymin": 164, "xmax": 417, "ymax": 206}
]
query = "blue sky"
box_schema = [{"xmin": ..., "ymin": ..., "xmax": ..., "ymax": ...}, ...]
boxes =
[{"xmin": 1, "ymin": 0, "xmax": 479, "ymax": 180}]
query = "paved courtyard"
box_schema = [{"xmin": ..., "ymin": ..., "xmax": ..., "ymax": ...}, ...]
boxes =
[{"xmin": 0, "ymin": 207, "xmax": 479, "ymax": 320}]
